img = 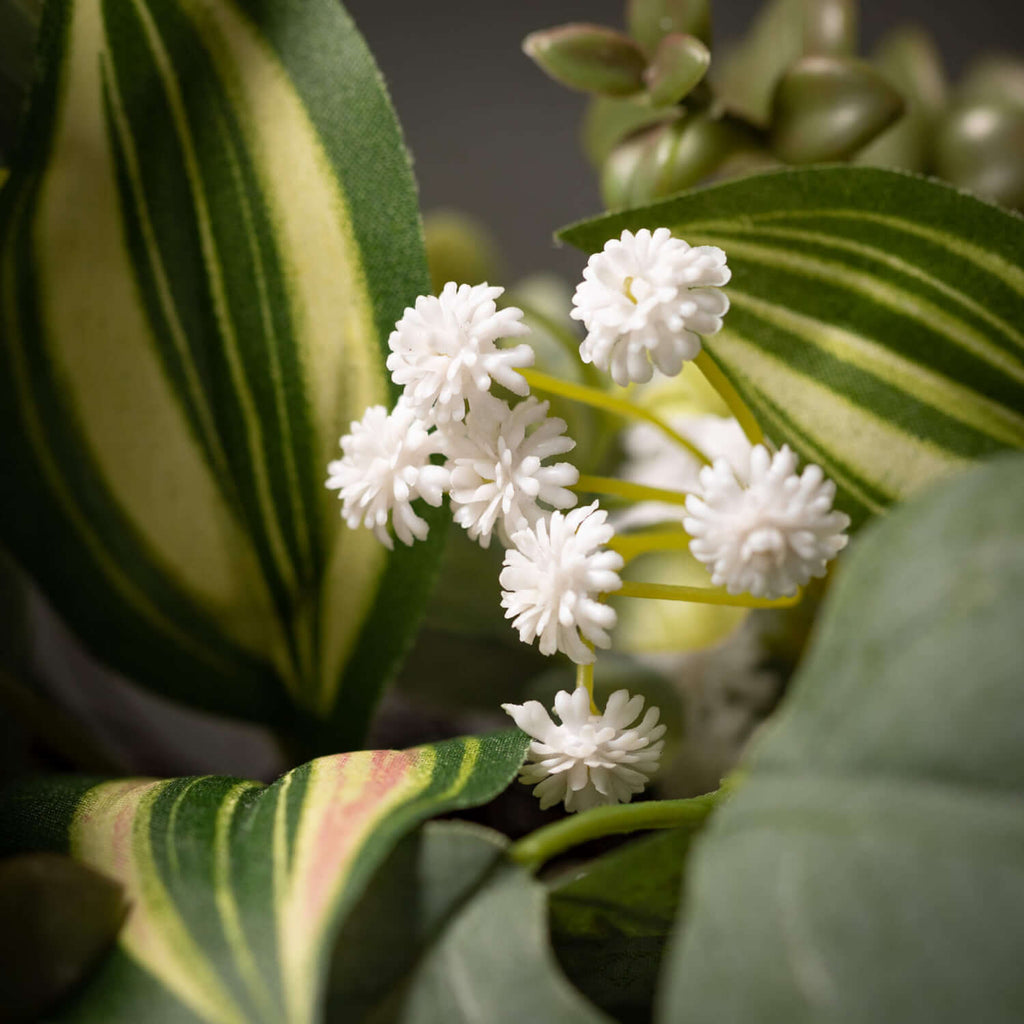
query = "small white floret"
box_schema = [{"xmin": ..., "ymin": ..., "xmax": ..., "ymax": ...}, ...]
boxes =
[
  {"xmin": 683, "ymin": 444, "xmax": 850, "ymax": 598},
  {"xmin": 387, "ymin": 281, "xmax": 534, "ymax": 425},
  {"xmin": 502, "ymin": 687, "xmax": 666, "ymax": 812},
  {"xmin": 325, "ymin": 399, "xmax": 448, "ymax": 550},
  {"xmin": 500, "ymin": 503, "xmax": 624, "ymax": 664},
  {"xmin": 571, "ymin": 228, "xmax": 730, "ymax": 387},
  {"xmin": 446, "ymin": 393, "xmax": 579, "ymax": 548}
]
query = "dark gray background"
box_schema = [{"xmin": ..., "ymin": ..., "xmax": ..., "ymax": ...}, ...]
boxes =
[{"xmin": 345, "ymin": 0, "xmax": 1024, "ymax": 281}]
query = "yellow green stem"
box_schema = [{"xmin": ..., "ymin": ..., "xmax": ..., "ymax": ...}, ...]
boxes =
[
  {"xmin": 521, "ymin": 368, "xmax": 712, "ymax": 466},
  {"xmin": 576, "ymin": 660, "xmax": 598, "ymax": 714},
  {"xmin": 694, "ymin": 350, "xmax": 764, "ymax": 446},
  {"xmin": 608, "ymin": 526, "xmax": 692, "ymax": 564},
  {"xmin": 617, "ymin": 579, "xmax": 802, "ymax": 608},
  {"xmin": 574, "ymin": 473, "xmax": 691, "ymax": 508}
]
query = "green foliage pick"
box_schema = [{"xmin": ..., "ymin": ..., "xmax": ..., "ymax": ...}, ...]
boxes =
[
  {"xmin": 659, "ymin": 453, "xmax": 1024, "ymax": 1023},
  {"xmin": 0, "ymin": 731, "xmax": 530, "ymax": 1022},
  {"xmin": 560, "ymin": 166, "xmax": 1024, "ymax": 527},
  {"xmin": 0, "ymin": 0, "xmax": 438, "ymax": 750}
]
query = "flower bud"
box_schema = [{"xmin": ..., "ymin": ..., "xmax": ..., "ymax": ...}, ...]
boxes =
[
  {"xmin": 771, "ymin": 55, "xmax": 905, "ymax": 163},
  {"xmin": 523, "ymin": 24, "xmax": 647, "ymax": 97},
  {"xmin": 643, "ymin": 33, "xmax": 710, "ymax": 107}
]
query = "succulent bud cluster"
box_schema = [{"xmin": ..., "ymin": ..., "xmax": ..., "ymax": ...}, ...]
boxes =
[{"xmin": 524, "ymin": 0, "xmax": 1024, "ymax": 211}]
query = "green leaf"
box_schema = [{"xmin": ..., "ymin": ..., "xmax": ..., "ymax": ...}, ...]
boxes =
[
  {"xmin": 659, "ymin": 454, "xmax": 1024, "ymax": 1023},
  {"xmin": 0, "ymin": 852, "xmax": 127, "ymax": 1021},
  {"xmin": 0, "ymin": 0, "xmax": 42, "ymax": 162},
  {"xmin": 559, "ymin": 166, "xmax": 1024, "ymax": 526},
  {"xmin": 548, "ymin": 826, "xmax": 700, "ymax": 1023},
  {"xmin": 329, "ymin": 820, "xmax": 608, "ymax": 1023},
  {"xmin": 0, "ymin": 730, "xmax": 529, "ymax": 1022},
  {"xmin": 0, "ymin": 0, "xmax": 436, "ymax": 746},
  {"xmin": 523, "ymin": 24, "xmax": 648, "ymax": 98}
]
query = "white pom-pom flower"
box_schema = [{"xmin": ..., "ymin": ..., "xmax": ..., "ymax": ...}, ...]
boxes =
[
  {"xmin": 446, "ymin": 393, "xmax": 580, "ymax": 548},
  {"xmin": 387, "ymin": 281, "xmax": 534, "ymax": 425},
  {"xmin": 500, "ymin": 502, "xmax": 624, "ymax": 664},
  {"xmin": 326, "ymin": 399, "xmax": 448, "ymax": 550},
  {"xmin": 571, "ymin": 228, "xmax": 730, "ymax": 387},
  {"xmin": 684, "ymin": 444, "xmax": 851, "ymax": 598},
  {"xmin": 502, "ymin": 687, "xmax": 666, "ymax": 812}
]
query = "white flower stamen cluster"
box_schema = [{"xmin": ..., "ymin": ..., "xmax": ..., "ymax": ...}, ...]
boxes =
[
  {"xmin": 684, "ymin": 444, "xmax": 851, "ymax": 598},
  {"xmin": 501, "ymin": 502, "xmax": 624, "ymax": 665},
  {"xmin": 327, "ymin": 281, "xmax": 583, "ymax": 562},
  {"xmin": 387, "ymin": 282, "xmax": 533, "ymax": 425},
  {"xmin": 502, "ymin": 687, "xmax": 665, "ymax": 812},
  {"xmin": 571, "ymin": 228, "xmax": 730, "ymax": 387},
  {"xmin": 446, "ymin": 393, "xmax": 579, "ymax": 547}
]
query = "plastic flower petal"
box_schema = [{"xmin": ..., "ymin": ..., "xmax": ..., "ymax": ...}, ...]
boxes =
[
  {"xmin": 387, "ymin": 281, "xmax": 534, "ymax": 424},
  {"xmin": 502, "ymin": 687, "xmax": 666, "ymax": 812},
  {"xmin": 446, "ymin": 393, "xmax": 579, "ymax": 548},
  {"xmin": 325, "ymin": 399, "xmax": 449, "ymax": 550},
  {"xmin": 571, "ymin": 227, "xmax": 730, "ymax": 387},
  {"xmin": 684, "ymin": 444, "xmax": 851, "ymax": 598},
  {"xmin": 500, "ymin": 502, "xmax": 624, "ymax": 664}
]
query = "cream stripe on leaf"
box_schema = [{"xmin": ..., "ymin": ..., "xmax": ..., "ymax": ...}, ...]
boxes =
[
  {"xmin": 0, "ymin": 0, "xmax": 439, "ymax": 742},
  {"xmin": 559, "ymin": 166, "xmax": 1024, "ymax": 528},
  {"xmin": 0, "ymin": 731, "xmax": 530, "ymax": 1023}
]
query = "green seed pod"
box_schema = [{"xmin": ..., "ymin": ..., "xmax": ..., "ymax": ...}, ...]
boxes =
[
  {"xmin": 644, "ymin": 32, "xmax": 711, "ymax": 107},
  {"xmin": 602, "ymin": 114, "xmax": 766, "ymax": 208},
  {"xmin": 523, "ymin": 24, "xmax": 647, "ymax": 97},
  {"xmin": 956, "ymin": 56, "xmax": 1024, "ymax": 114},
  {"xmin": 771, "ymin": 55, "xmax": 905, "ymax": 164},
  {"xmin": 857, "ymin": 27, "xmax": 946, "ymax": 172},
  {"xmin": 627, "ymin": 0, "xmax": 712, "ymax": 53},
  {"xmin": 934, "ymin": 101, "xmax": 1024, "ymax": 210},
  {"xmin": 802, "ymin": 0, "xmax": 858, "ymax": 57}
]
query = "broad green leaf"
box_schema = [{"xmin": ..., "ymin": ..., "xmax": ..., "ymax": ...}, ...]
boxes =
[
  {"xmin": 0, "ymin": 730, "xmax": 529, "ymax": 1023},
  {"xmin": 559, "ymin": 167, "xmax": 1024, "ymax": 526},
  {"xmin": 0, "ymin": 0, "xmax": 436, "ymax": 745},
  {"xmin": 0, "ymin": 0, "xmax": 42, "ymax": 161},
  {"xmin": 329, "ymin": 820, "xmax": 608, "ymax": 1023},
  {"xmin": 659, "ymin": 454, "xmax": 1024, "ymax": 1023},
  {"xmin": 0, "ymin": 852, "xmax": 127, "ymax": 1021},
  {"xmin": 548, "ymin": 826, "xmax": 700, "ymax": 1023}
]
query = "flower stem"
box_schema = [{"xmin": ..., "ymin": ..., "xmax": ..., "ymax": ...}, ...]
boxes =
[
  {"xmin": 574, "ymin": 473, "xmax": 691, "ymax": 508},
  {"xmin": 510, "ymin": 789, "xmax": 724, "ymax": 872},
  {"xmin": 694, "ymin": 350, "xmax": 764, "ymax": 446},
  {"xmin": 576, "ymin": 660, "xmax": 598, "ymax": 714},
  {"xmin": 617, "ymin": 579, "xmax": 802, "ymax": 608},
  {"xmin": 608, "ymin": 526, "xmax": 692, "ymax": 563},
  {"xmin": 521, "ymin": 368, "xmax": 712, "ymax": 466}
]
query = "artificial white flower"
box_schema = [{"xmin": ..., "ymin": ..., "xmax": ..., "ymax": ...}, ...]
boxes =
[
  {"xmin": 326, "ymin": 399, "xmax": 449, "ymax": 550},
  {"xmin": 571, "ymin": 228, "xmax": 730, "ymax": 387},
  {"xmin": 502, "ymin": 687, "xmax": 666, "ymax": 812},
  {"xmin": 684, "ymin": 444, "xmax": 850, "ymax": 598},
  {"xmin": 446, "ymin": 393, "xmax": 579, "ymax": 548},
  {"xmin": 387, "ymin": 281, "xmax": 534, "ymax": 425},
  {"xmin": 500, "ymin": 502, "xmax": 624, "ymax": 664}
]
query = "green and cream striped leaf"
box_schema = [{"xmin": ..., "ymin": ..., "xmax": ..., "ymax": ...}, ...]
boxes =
[
  {"xmin": 558, "ymin": 167, "xmax": 1024, "ymax": 526},
  {"xmin": 0, "ymin": 0, "xmax": 438, "ymax": 741},
  {"xmin": 0, "ymin": 730, "xmax": 530, "ymax": 1023}
]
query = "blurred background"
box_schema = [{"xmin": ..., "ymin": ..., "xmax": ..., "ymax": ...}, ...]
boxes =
[{"xmin": 345, "ymin": 0, "xmax": 1024, "ymax": 281}]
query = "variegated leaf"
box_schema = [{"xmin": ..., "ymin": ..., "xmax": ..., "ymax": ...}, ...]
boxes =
[
  {"xmin": 559, "ymin": 167, "xmax": 1024, "ymax": 526},
  {"xmin": 0, "ymin": 730, "xmax": 530, "ymax": 1022},
  {"xmin": 0, "ymin": 0, "xmax": 438, "ymax": 743}
]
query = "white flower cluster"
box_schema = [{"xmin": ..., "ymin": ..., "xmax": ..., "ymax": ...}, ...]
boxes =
[
  {"xmin": 502, "ymin": 687, "xmax": 666, "ymax": 812},
  {"xmin": 571, "ymin": 227, "xmax": 730, "ymax": 387},
  {"xmin": 326, "ymin": 229, "xmax": 851, "ymax": 813},
  {"xmin": 326, "ymin": 280, "xmax": 625, "ymax": 669}
]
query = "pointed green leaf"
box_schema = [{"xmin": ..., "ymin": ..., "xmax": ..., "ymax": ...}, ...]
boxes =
[
  {"xmin": 658, "ymin": 454, "xmax": 1024, "ymax": 1023},
  {"xmin": 0, "ymin": 730, "xmax": 529, "ymax": 1022},
  {"xmin": 0, "ymin": 0, "xmax": 438, "ymax": 743},
  {"xmin": 524, "ymin": 24, "xmax": 648, "ymax": 98},
  {"xmin": 559, "ymin": 167, "xmax": 1024, "ymax": 526}
]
